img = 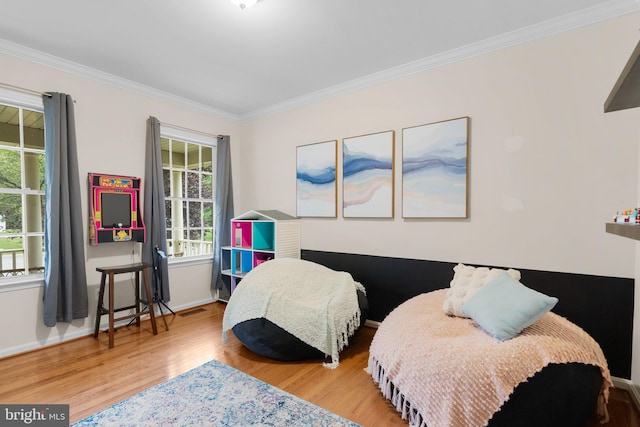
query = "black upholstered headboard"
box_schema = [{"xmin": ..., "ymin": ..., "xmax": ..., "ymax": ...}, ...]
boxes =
[{"xmin": 301, "ymin": 249, "xmax": 634, "ymax": 379}]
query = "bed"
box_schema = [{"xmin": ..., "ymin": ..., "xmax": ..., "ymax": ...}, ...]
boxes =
[
  {"xmin": 222, "ymin": 258, "xmax": 368, "ymax": 367},
  {"xmin": 367, "ymin": 264, "xmax": 612, "ymax": 427}
]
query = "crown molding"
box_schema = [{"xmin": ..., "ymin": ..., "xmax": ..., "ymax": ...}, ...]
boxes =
[
  {"xmin": 0, "ymin": 39, "xmax": 241, "ymax": 122},
  {"xmin": 1, "ymin": 1, "xmax": 639, "ymax": 123},
  {"xmin": 239, "ymin": 0, "xmax": 640, "ymax": 121}
]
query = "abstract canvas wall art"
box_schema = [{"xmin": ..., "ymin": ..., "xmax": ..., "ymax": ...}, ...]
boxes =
[
  {"xmin": 342, "ymin": 130, "xmax": 394, "ymax": 218},
  {"xmin": 402, "ymin": 117, "xmax": 469, "ymax": 218},
  {"xmin": 296, "ymin": 140, "xmax": 337, "ymax": 217}
]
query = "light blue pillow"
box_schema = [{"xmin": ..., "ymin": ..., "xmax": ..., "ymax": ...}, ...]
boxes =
[{"xmin": 461, "ymin": 271, "xmax": 558, "ymax": 341}]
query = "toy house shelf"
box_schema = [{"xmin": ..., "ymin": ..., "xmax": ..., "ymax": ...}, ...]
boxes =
[
  {"xmin": 606, "ymin": 223, "xmax": 640, "ymax": 241},
  {"xmin": 220, "ymin": 210, "xmax": 300, "ymax": 301}
]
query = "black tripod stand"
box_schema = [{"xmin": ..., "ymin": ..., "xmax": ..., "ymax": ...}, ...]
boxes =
[
  {"xmin": 130, "ymin": 246, "xmax": 175, "ymax": 331},
  {"xmin": 150, "ymin": 246, "xmax": 175, "ymax": 330}
]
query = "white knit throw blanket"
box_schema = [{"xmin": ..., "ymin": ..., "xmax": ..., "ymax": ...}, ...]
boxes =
[
  {"xmin": 222, "ymin": 258, "xmax": 365, "ymax": 368},
  {"xmin": 368, "ymin": 289, "xmax": 612, "ymax": 427}
]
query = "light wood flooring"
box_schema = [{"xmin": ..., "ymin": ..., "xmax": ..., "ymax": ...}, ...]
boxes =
[{"xmin": 0, "ymin": 301, "xmax": 638, "ymax": 427}]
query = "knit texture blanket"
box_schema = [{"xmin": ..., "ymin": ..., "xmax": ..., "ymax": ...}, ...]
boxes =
[
  {"xmin": 222, "ymin": 258, "xmax": 365, "ymax": 368},
  {"xmin": 367, "ymin": 289, "xmax": 612, "ymax": 427}
]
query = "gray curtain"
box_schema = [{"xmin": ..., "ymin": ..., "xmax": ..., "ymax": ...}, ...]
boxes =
[
  {"xmin": 42, "ymin": 93, "xmax": 88, "ymax": 327},
  {"xmin": 142, "ymin": 117, "xmax": 170, "ymax": 302},
  {"xmin": 212, "ymin": 135, "xmax": 233, "ymax": 290}
]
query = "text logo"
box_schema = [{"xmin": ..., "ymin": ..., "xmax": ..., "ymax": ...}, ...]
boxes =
[{"xmin": 0, "ymin": 405, "xmax": 69, "ymax": 426}]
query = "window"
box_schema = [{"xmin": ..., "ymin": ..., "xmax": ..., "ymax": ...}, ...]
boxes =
[
  {"xmin": 0, "ymin": 93, "xmax": 45, "ymax": 278},
  {"xmin": 161, "ymin": 127, "xmax": 216, "ymax": 259}
]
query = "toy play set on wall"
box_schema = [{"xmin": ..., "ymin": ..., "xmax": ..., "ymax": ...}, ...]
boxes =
[
  {"xmin": 88, "ymin": 173, "xmax": 146, "ymax": 245},
  {"xmin": 613, "ymin": 208, "xmax": 640, "ymax": 224}
]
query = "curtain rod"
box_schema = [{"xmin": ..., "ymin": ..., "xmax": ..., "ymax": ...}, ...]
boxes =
[
  {"xmin": 0, "ymin": 82, "xmax": 52, "ymax": 98},
  {"xmin": 160, "ymin": 121, "xmax": 224, "ymax": 139}
]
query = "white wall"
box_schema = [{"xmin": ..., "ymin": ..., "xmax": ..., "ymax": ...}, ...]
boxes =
[
  {"xmin": 238, "ymin": 12, "xmax": 640, "ymax": 376},
  {"xmin": 0, "ymin": 52, "xmax": 241, "ymax": 356},
  {"xmin": 240, "ymin": 14, "xmax": 639, "ymax": 278}
]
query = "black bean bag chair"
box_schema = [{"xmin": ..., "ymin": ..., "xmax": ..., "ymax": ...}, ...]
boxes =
[
  {"xmin": 232, "ymin": 289, "xmax": 369, "ymax": 361},
  {"xmin": 368, "ymin": 289, "xmax": 611, "ymax": 426},
  {"xmin": 490, "ymin": 362, "xmax": 602, "ymax": 426}
]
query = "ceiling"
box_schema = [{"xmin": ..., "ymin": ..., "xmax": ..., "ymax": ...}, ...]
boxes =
[{"xmin": 0, "ymin": 0, "xmax": 638, "ymax": 121}]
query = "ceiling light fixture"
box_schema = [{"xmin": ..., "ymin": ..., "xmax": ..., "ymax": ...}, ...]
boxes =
[{"xmin": 230, "ymin": 0, "xmax": 258, "ymax": 9}]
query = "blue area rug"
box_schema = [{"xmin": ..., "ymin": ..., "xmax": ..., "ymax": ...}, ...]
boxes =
[{"xmin": 73, "ymin": 359, "xmax": 360, "ymax": 427}]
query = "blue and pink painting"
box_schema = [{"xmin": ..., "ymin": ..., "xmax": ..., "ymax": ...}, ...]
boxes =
[
  {"xmin": 402, "ymin": 117, "xmax": 468, "ymax": 218},
  {"xmin": 296, "ymin": 140, "xmax": 337, "ymax": 217},
  {"xmin": 342, "ymin": 131, "xmax": 394, "ymax": 218}
]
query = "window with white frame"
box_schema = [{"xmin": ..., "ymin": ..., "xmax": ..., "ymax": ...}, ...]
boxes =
[
  {"xmin": 0, "ymin": 91, "xmax": 45, "ymax": 277},
  {"xmin": 161, "ymin": 127, "xmax": 216, "ymax": 259}
]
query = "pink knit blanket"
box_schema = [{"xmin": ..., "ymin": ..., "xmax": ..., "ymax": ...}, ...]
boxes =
[{"xmin": 367, "ymin": 289, "xmax": 612, "ymax": 427}]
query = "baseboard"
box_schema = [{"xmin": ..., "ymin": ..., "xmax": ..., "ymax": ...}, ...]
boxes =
[
  {"xmin": 94, "ymin": 297, "xmax": 218, "ymax": 333},
  {"xmin": 630, "ymin": 384, "xmax": 640, "ymax": 415},
  {"xmin": 0, "ymin": 328, "xmax": 92, "ymax": 359},
  {"xmin": 0, "ymin": 297, "xmax": 216, "ymax": 360},
  {"xmin": 611, "ymin": 376, "xmax": 640, "ymax": 413},
  {"xmin": 612, "ymin": 376, "xmax": 631, "ymax": 390},
  {"xmin": 364, "ymin": 319, "xmax": 380, "ymax": 329}
]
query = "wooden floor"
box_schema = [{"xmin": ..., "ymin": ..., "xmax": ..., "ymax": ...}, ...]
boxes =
[{"xmin": 0, "ymin": 301, "xmax": 638, "ymax": 427}]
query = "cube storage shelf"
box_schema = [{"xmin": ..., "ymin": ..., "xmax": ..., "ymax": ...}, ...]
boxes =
[{"xmin": 221, "ymin": 210, "xmax": 300, "ymax": 299}]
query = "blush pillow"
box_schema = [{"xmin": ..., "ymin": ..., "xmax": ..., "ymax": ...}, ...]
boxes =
[
  {"xmin": 443, "ymin": 263, "xmax": 521, "ymax": 318},
  {"xmin": 461, "ymin": 271, "xmax": 558, "ymax": 341}
]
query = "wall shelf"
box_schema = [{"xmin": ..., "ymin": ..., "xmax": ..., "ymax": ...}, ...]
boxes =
[
  {"xmin": 605, "ymin": 39, "xmax": 640, "ymax": 113},
  {"xmin": 606, "ymin": 222, "xmax": 640, "ymax": 241}
]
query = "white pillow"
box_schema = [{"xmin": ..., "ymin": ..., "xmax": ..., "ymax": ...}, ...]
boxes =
[{"xmin": 443, "ymin": 263, "xmax": 521, "ymax": 318}]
